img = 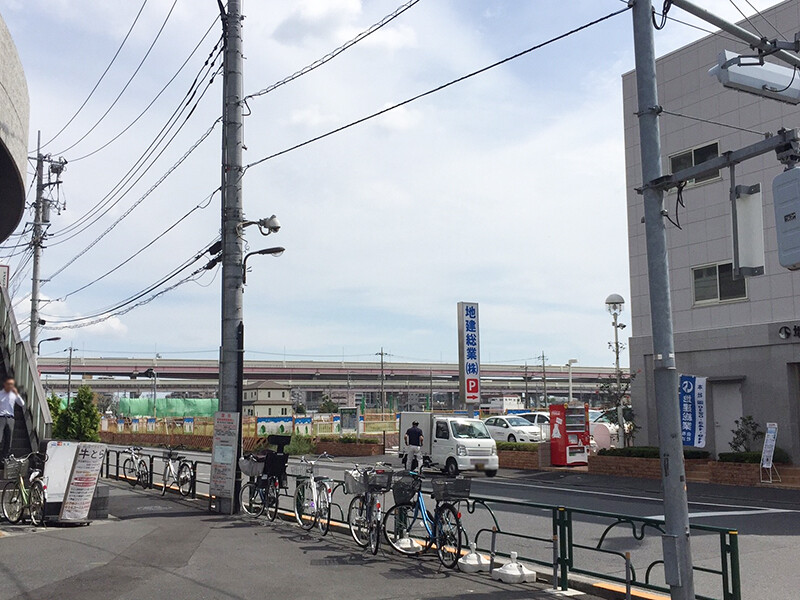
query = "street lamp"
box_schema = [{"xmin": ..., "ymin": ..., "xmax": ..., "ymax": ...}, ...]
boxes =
[
  {"xmin": 143, "ymin": 368, "xmax": 158, "ymax": 418},
  {"xmin": 566, "ymin": 359, "xmax": 578, "ymax": 402},
  {"xmin": 37, "ymin": 336, "xmax": 61, "ymax": 356},
  {"xmin": 605, "ymin": 294, "xmax": 627, "ymax": 443},
  {"xmin": 242, "ymin": 247, "xmax": 285, "ymax": 284}
]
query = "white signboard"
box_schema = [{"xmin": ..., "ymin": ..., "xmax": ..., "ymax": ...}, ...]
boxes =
[
  {"xmin": 59, "ymin": 442, "xmax": 107, "ymax": 522},
  {"xmin": 458, "ymin": 302, "xmax": 481, "ymax": 404},
  {"xmin": 210, "ymin": 411, "xmax": 240, "ymax": 501},
  {"xmin": 761, "ymin": 422, "xmax": 778, "ymax": 469},
  {"xmin": 0, "ymin": 264, "xmax": 8, "ymax": 289},
  {"xmin": 44, "ymin": 440, "xmax": 79, "ymax": 503}
]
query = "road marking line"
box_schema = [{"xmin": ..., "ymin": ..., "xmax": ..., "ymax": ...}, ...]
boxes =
[{"xmin": 644, "ymin": 508, "xmax": 795, "ymax": 520}]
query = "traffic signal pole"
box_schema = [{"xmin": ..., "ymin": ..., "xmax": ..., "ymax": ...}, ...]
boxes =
[{"xmin": 630, "ymin": 2, "xmax": 695, "ymax": 598}]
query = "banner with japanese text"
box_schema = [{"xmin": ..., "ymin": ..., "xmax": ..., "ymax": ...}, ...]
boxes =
[
  {"xmin": 679, "ymin": 374, "xmax": 706, "ymax": 448},
  {"xmin": 458, "ymin": 302, "xmax": 481, "ymax": 404}
]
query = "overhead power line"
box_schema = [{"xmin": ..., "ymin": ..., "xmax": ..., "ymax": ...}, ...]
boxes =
[
  {"xmin": 46, "ymin": 42, "xmax": 223, "ymax": 244},
  {"xmin": 54, "ymin": 0, "xmax": 179, "ymax": 157},
  {"xmin": 741, "ymin": 0, "xmax": 783, "ymax": 38},
  {"xmin": 54, "ymin": 188, "xmax": 219, "ymax": 302},
  {"xmin": 244, "ymin": 6, "xmax": 630, "ymax": 171},
  {"xmin": 244, "ymin": 0, "xmax": 421, "ymax": 102},
  {"xmin": 44, "ymin": 117, "xmax": 222, "ymax": 282},
  {"xmin": 41, "ymin": 0, "xmax": 148, "ymax": 149}
]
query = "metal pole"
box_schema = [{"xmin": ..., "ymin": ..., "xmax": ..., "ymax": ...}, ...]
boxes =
[
  {"xmin": 219, "ymin": 0, "xmax": 244, "ymax": 414},
  {"xmin": 379, "ymin": 347, "xmax": 385, "ymax": 416},
  {"xmin": 568, "ymin": 362, "xmax": 573, "ymax": 402},
  {"xmin": 524, "ymin": 362, "xmax": 529, "ymax": 408},
  {"xmin": 614, "ymin": 312, "xmax": 625, "ymax": 445},
  {"xmin": 152, "ymin": 371, "xmax": 157, "ymax": 418},
  {"xmin": 541, "ymin": 352, "xmax": 548, "ymax": 407},
  {"xmin": 631, "ymin": 2, "xmax": 695, "ymax": 598},
  {"xmin": 66, "ymin": 346, "xmax": 73, "ymax": 408},
  {"xmin": 30, "ymin": 132, "xmax": 43, "ymax": 356}
]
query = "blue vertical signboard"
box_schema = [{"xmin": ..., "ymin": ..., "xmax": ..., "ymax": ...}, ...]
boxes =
[
  {"xmin": 457, "ymin": 302, "xmax": 481, "ymax": 405},
  {"xmin": 679, "ymin": 374, "xmax": 706, "ymax": 448}
]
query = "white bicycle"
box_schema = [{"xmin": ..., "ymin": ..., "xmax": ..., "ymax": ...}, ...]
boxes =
[
  {"xmin": 160, "ymin": 445, "xmax": 193, "ymax": 497},
  {"xmin": 293, "ymin": 452, "xmax": 335, "ymax": 535}
]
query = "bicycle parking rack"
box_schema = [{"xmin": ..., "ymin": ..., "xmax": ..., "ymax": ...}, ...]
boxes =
[
  {"xmin": 103, "ymin": 448, "xmax": 212, "ymax": 500},
  {"xmin": 99, "ymin": 457, "xmax": 742, "ymax": 600}
]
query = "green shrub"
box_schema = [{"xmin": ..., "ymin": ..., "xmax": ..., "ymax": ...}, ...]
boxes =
[
  {"xmin": 496, "ymin": 442, "xmax": 539, "ymax": 452},
  {"xmin": 316, "ymin": 435, "xmax": 379, "ymax": 445},
  {"xmin": 285, "ymin": 434, "xmax": 314, "ymax": 455},
  {"xmin": 597, "ymin": 446, "xmax": 710, "ymax": 460},
  {"xmin": 718, "ymin": 447, "xmax": 791, "ymax": 464}
]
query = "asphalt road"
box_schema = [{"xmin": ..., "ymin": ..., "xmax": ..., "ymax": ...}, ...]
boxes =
[{"xmin": 107, "ymin": 445, "xmax": 800, "ymax": 599}]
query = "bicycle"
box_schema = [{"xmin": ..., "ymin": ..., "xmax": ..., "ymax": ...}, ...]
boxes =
[
  {"xmin": 382, "ymin": 471, "xmax": 469, "ymax": 569},
  {"xmin": 293, "ymin": 452, "xmax": 335, "ymax": 535},
  {"xmin": 345, "ymin": 463, "xmax": 393, "ymax": 555},
  {"xmin": 122, "ymin": 446, "xmax": 150, "ymax": 489},
  {"xmin": 239, "ymin": 451, "xmax": 287, "ymax": 521},
  {"xmin": 2, "ymin": 452, "xmax": 47, "ymax": 526},
  {"xmin": 160, "ymin": 445, "xmax": 193, "ymax": 497}
]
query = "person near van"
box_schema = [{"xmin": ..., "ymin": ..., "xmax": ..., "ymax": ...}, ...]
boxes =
[
  {"xmin": 0, "ymin": 377, "xmax": 24, "ymax": 462},
  {"xmin": 405, "ymin": 421, "xmax": 424, "ymax": 471}
]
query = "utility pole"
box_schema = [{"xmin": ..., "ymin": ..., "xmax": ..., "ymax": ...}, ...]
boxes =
[
  {"xmin": 631, "ymin": 2, "xmax": 694, "ymax": 598},
  {"xmin": 523, "ymin": 362, "xmax": 529, "ymax": 408},
  {"xmin": 376, "ymin": 347, "xmax": 388, "ymax": 415},
  {"xmin": 539, "ymin": 351, "xmax": 547, "ymax": 408},
  {"xmin": 30, "ymin": 132, "xmax": 44, "ymax": 357},
  {"xmin": 66, "ymin": 346, "xmax": 74, "ymax": 407}
]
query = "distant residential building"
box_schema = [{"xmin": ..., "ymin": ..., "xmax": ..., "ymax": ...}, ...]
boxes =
[
  {"xmin": 624, "ymin": 0, "xmax": 800, "ymax": 460},
  {"xmin": 242, "ymin": 380, "xmax": 292, "ymax": 417}
]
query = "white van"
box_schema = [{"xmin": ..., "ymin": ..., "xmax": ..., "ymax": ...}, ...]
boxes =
[{"xmin": 399, "ymin": 412, "xmax": 498, "ymax": 478}]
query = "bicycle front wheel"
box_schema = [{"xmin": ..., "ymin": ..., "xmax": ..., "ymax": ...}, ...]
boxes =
[
  {"xmin": 161, "ymin": 465, "xmax": 170, "ymax": 496},
  {"xmin": 294, "ymin": 479, "xmax": 316, "ymax": 530},
  {"xmin": 383, "ymin": 503, "xmax": 431, "ymax": 556},
  {"xmin": 348, "ymin": 495, "xmax": 369, "ymax": 547},
  {"xmin": 122, "ymin": 458, "xmax": 137, "ymax": 486},
  {"xmin": 317, "ymin": 481, "xmax": 331, "ymax": 536},
  {"xmin": 369, "ymin": 505, "xmax": 381, "ymax": 556},
  {"xmin": 240, "ymin": 482, "xmax": 266, "ymax": 517},
  {"xmin": 137, "ymin": 459, "xmax": 150, "ymax": 489},
  {"xmin": 266, "ymin": 479, "xmax": 279, "ymax": 522},
  {"xmin": 2, "ymin": 481, "xmax": 23, "ymax": 523},
  {"xmin": 178, "ymin": 463, "xmax": 193, "ymax": 497},
  {"xmin": 29, "ymin": 480, "xmax": 45, "ymax": 526},
  {"xmin": 435, "ymin": 503, "xmax": 462, "ymax": 569}
]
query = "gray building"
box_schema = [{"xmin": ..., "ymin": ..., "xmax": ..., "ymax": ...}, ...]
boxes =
[
  {"xmin": 624, "ymin": 1, "xmax": 800, "ymax": 460},
  {"xmin": 0, "ymin": 11, "xmax": 29, "ymax": 243}
]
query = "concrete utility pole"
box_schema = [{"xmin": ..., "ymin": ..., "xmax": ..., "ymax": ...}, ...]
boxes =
[
  {"xmin": 539, "ymin": 351, "xmax": 547, "ymax": 407},
  {"xmin": 29, "ymin": 132, "xmax": 44, "ymax": 357},
  {"xmin": 219, "ymin": 1, "xmax": 244, "ymax": 423},
  {"xmin": 377, "ymin": 347, "xmax": 387, "ymax": 415},
  {"xmin": 631, "ymin": 2, "xmax": 695, "ymax": 598},
  {"xmin": 66, "ymin": 346, "xmax": 74, "ymax": 408}
]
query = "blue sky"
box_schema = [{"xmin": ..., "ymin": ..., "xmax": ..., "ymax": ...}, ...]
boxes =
[{"xmin": 0, "ymin": 0, "xmax": 783, "ymax": 367}]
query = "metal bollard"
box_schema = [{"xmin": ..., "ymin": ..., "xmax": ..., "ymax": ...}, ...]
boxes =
[
  {"xmin": 553, "ymin": 533, "xmax": 559, "ymax": 590},
  {"xmin": 625, "ymin": 551, "xmax": 632, "ymax": 600},
  {"xmin": 489, "ymin": 527, "xmax": 497, "ymax": 573}
]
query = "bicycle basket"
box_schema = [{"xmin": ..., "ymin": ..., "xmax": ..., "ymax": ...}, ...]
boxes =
[
  {"xmin": 238, "ymin": 456, "xmax": 266, "ymax": 478},
  {"xmin": 392, "ymin": 472, "xmax": 421, "ymax": 504},
  {"xmin": 367, "ymin": 469, "xmax": 393, "ymax": 493},
  {"xmin": 344, "ymin": 470, "xmax": 367, "ymax": 495},
  {"xmin": 431, "ymin": 477, "xmax": 471, "ymax": 502},
  {"xmin": 4, "ymin": 456, "xmax": 28, "ymax": 480},
  {"xmin": 286, "ymin": 462, "xmax": 312, "ymax": 478}
]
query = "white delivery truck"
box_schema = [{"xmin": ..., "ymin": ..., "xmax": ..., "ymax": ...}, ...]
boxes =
[{"xmin": 399, "ymin": 412, "xmax": 498, "ymax": 478}]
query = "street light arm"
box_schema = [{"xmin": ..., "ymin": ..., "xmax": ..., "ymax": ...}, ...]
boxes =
[{"xmin": 242, "ymin": 247, "xmax": 286, "ymax": 284}]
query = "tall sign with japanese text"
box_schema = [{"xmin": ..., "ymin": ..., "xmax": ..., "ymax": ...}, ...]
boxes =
[
  {"xmin": 458, "ymin": 302, "xmax": 481, "ymax": 405},
  {"xmin": 679, "ymin": 374, "xmax": 706, "ymax": 448},
  {"xmin": 59, "ymin": 442, "xmax": 106, "ymax": 522},
  {"xmin": 210, "ymin": 411, "xmax": 240, "ymax": 509},
  {"xmin": 761, "ymin": 422, "xmax": 778, "ymax": 469}
]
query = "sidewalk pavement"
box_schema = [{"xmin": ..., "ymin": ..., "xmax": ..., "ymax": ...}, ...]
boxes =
[{"xmin": 0, "ymin": 482, "xmax": 605, "ymax": 600}]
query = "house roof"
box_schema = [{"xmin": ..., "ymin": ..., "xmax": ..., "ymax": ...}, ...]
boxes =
[{"xmin": 243, "ymin": 380, "xmax": 291, "ymax": 390}]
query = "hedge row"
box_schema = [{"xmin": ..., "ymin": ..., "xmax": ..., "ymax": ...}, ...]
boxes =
[
  {"xmin": 718, "ymin": 448, "xmax": 792, "ymax": 464},
  {"xmin": 598, "ymin": 446, "xmax": 711, "ymax": 460},
  {"xmin": 496, "ymin": 442, "xmax": 539, "ymax": 452}
]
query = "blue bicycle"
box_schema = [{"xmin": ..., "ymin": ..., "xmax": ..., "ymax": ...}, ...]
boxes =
[{"xmin": 382, "ymin": 471, "xmax": 469, "ymax": 569}]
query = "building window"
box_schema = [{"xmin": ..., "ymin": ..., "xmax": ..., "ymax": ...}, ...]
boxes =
[
  {"xmin": 268, "ymin": 391, "xmax": 271, "ymax": 398},
  {"xmin": 268, "ymin": 407, "xmax": 272, "ymax": 416},
  {"xmin": 669, "ymin": 142, "xmax": 719, "ymax": 184},
  {"xmin": 692, "ymin": 262, "xmax": 746, "ymax": 303}
]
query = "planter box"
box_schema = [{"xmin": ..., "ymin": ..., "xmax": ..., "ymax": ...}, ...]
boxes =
[
  {"xmin": 314, "ymin": 441, "xmax": 382, "ymax": 457},
  {"xmin": 498, "ymin": 449, "xmax": 540, "ymax": 470},
  {"xmin": 709, "ymin": 461, "xmax": 760, "ymax": 486}
]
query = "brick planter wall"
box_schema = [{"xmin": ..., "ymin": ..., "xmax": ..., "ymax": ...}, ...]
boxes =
[
  {"xmin": 588, "ymin": 455, "xmax": 710, "ymax": 481},
  {"xmin": 498, "ymin": 449, "xmax": 540, "ymax": 470},
  {"xmin": 709, "ymin": 462, "xmax": 761, "ymax": 486},
  {"xmin": 314, "ymin": 441, "xmax": 383, "ymax": 457}
]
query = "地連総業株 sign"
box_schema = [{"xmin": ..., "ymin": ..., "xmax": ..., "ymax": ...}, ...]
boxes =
[
  {"xmin": 679, "ymin": 374, "xmax": 706, "ymax": 448},
  {"xmin": 458, "ymin": 302, "xmax": 481, "ymax": 404},
  {"xmin": 761, "ymin": 422, "xmax": 778, "ymax": 469},
  {"xmin": 59, "ymin": 442, "xmax": 107, "ymax": 522}
]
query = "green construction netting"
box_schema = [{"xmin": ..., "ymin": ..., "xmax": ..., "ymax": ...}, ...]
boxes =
[{"xmin": 118, "ymin": 398, "xmax": 219, "ymax": 418}]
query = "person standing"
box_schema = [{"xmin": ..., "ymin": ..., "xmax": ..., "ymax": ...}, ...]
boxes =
[
  {"xmin": 404, "ymin": 420, "xmax": 424, "ymax": 471},
  {"xmin": 0, "ymin": 377, "xmax": 24, "ymax": 462}
]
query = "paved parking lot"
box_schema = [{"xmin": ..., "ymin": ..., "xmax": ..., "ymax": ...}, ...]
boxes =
[{"xmin": 0, "ymin": 482, "xmax": 601, "ymax": 600}]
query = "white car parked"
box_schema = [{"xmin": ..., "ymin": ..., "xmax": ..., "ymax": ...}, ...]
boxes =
[
  {"xmin": 483, "ymin": 415, "xmax": 544, "ymax": 443},
  {"xmin": 517, "ymin": 412, "xmax": 551, "ymax": 441}
]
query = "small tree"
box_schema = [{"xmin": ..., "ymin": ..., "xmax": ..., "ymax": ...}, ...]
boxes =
[
  {"xmin": 318, "ymin": 398, "xmax": 339, "ymax": 414},
  {"xmin": 47, "ymin": 392, "xmax": 62, "ymax": 422},
  {"xmin": 595, "ymin": 372, "xmax": 638, "ymax": 447},
  {"xmin": 295, "ymin": 403, "xmax": 307, "ymax": 415},
  {"xmin": 54, "ymin": 385, "xmax": 101, "ymax": 442},
  {"xmin": 729, "ymin": 416, "xmax": 763, "ymax": 452}
]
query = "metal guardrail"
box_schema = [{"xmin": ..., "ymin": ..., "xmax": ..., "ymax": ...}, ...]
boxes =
[
  {"xmin": 0, "ymin": 285, "xmax": 52, "ymax": 451},
  {"xmin": 99, "ymin": 456, "xmax": 741, "ymax": 600},
  {"xmin": 103, "ymin": 449, "xmax": 212, "ymax": 499}
]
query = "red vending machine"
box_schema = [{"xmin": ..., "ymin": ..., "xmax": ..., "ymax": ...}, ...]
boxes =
[{"xmin": 549, "ymin": 403, "xmax": 590, "ymax": 466}]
